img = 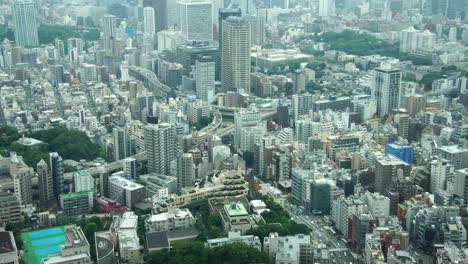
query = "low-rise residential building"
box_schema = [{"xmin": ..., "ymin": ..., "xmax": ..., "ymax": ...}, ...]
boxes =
[
  {"xmin": 145, "ymin": 207, "xmax": 196, "ymax": 232},
  {"xmin": 108, "ymin": 175, "xmax": 146, "ymax": 208},
  {"xmin": 114, "ymin": 212, "xmax": 140, "ymax": 263}
]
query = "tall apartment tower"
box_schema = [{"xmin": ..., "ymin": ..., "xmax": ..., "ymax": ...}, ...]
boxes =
[
  {"xmin": 178, "ymin": 153, "xmax": 195, "ymax": 189},
  {"xmin": 113, "ymin": 125, "xmax": 130, "ymax": 161},
  {"xmin": 221, "ymin": 17, "xmax": 251, "ymax": 93},
  {"xmin": 218, "ymin": 8, "xmax": 242, "ymax": 44},
  {"xmin": 102, "ymin": 15, "xmax": 117, "ymax": 50},
  {"xmin": 430, "ymin": 159, "xmax": 454, "ymax": 193},
  {"xmin": 373, "ymin": 64, "xmax": 402, "ymax": 118},
  {"xmin": 37, "ymin": 159, "xmax": 54, "ymax": 206},
  {"xmin": 67, "ymin": 38, "xmax": 83, "ymax": 66},
  {"xmin": 195, "ymin": 56, "xmax": 215, "ymax": 103},
  {"xmin": 12, "ymin": 167, "xmax": 33, "ymax": 206},
  {"xmin": 144, "ymin": 123, "xmax": 177, "ymax": 175},
  {"xmin": 11, "ymin": 0, "xmax": 39, "ymax": 47},
  {"xmin": 454, "ymin": 169, "xmax": 468, "ymax": 207},
  {"xmin": 143, "ymin": 0, "xmax": 168, "ymax": 33},
  {"xmin": 292, "ymin": 92, "xmax": 314, "ymax": 121},
  {"xmin": 50, "ymin": 152, "xmax": 64, "ymax": 201},
  {"xmin": 177, "ymin": 0, "xmax": 213, "ymax": 42},
  {"xmin": 143, "ymin": 7, "xmax": 156, "ymax": 36}
]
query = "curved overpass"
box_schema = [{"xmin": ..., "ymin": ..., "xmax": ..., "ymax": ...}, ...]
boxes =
[{"xmin": 129, "ymin": 66, "xmax": 171, "ymax": 98}]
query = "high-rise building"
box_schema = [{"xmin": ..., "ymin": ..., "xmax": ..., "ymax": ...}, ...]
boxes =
[
  {"xmin": 400, "ymin": 27, "xmax": 436, "ymax": 53},
  {"xmin": 318, "ymin": 0, "xmax": 336, "ymax": 17},
  {"xmin": 12, "ymin": 166, "xmax": 33, "ymax": 206},
  {"xmin": 221, "ymin": 17, "xmax": 251, "ymax": 93},
  {"xmin": 454, "ymin": 169, "xmax": 468, "ymax": 207},
  {"xmin": 67, "ymin": 38, "xmax": 83, "ymax": 66},
  {"xmin": 373, "ymin": 64, "xmax": 402, "ymax": 118},
  {"xmin": 374, "ymin": 155, "xmax": 411, "ymax": 194},
  {"xmin": 108, "ymin": 176, "xmax": 146, "ymax": 208},
  {"xmin": 437, "ymin": 145, "xmax": 468, "ymax": 170},
  {"xmin": 394, "ymin": 113, "xmax": 409, "ymax": 139},
  {"xmin": 218, "ymin": 8, "xmax": 242, "ymax": 45},
  {"xmin": 176, "ymin": 43, "xmax": 220, "ymax": 80},
  {"xmin": 292, "ymin": 92, "xmax": 314, "ymax": 121},
  {"xmin": 177, "ymin": 0, "xmax": 213, "ymax": 42},
  {"xmin": 102, "ymin": 15, "xmax": 117, "ymax": 50},
  {"xmin": 446, "ymin": 0, "xmax": 467, "ymax": 19},
  {"xmin": 11, "ymin": 0, "xmax": 39, "ymax": 47},
  {"xmin": 52, "ymin": 64, "xmax": 64, "ymax": 86},
  {"xmin": 0, "ymin": 192, "xmax": 21, "ymax": 225},
  {"xmin": 73, "ymin": 170, "xmax": 95, "ymax": 192},
  {"xmin": 123, "ymin": 157, "xmax": 137, "ymax": 179},
  {"xmin": 178, "ymin": 153, "xmax": 195, "ymax": 188},
  {"xmin": 430, "ymin": 159, "xmax": 454, "ymax": 193},
  {"xmin": 143, "ymin": 7, "xmax": 156, "ymax": 36},
  {"xmin": 50, "ymin": 152, "xmax": 64, "ymax": 201},
  {"xmin": 234, "ymin": 105, "xmax": 261, "ymax": 146},
  {"xmin": 81, "ymin": 63, "xmax": 97, "ymax": 83},
  {"xmin": 143, "ymin": 0, "xmax": 168, "ymax": 33},
  {"xmin": 195, "ymin": 56, "xmax": 215, "ymax": 102},
  {"xmin": 145, "ymin": 123, "xmax": 177, "ymax": 175},
  {"xmin": 245, "ymin": 15, "xmax": 265, "ymax": 46},
  {"xmin": 37, "ymin": 159, "xmax": 54, "ymax": 206},
  {"xmin": 113, "ymin": 125, "xmax": 130, "ymax": 161}
]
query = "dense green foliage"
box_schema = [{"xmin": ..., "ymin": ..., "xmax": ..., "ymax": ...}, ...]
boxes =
[
  {"xmin": 0, "ymin": 126, "xmax": 102, "ymax": 166},
  {"xmin": 144, "ymin": 241, "xmax": 270, "ymax": 264},
  {"xmin": 188, "ymin": 202, "xmax": 224, "ymax": 241},
  {"xmin": 194, "ymin": 116, "xmax": 214, "ymax": 130},
  {"xmin": 76, "ymin": 217, "xmax": 108, "ymax": 261},
  {"xmin": 246, "ymin": 197, "xmax": 309, "ymax": 242},
  {"xmin": 419, "ymin": 66, "xmax": 467, "ymax": 91}
]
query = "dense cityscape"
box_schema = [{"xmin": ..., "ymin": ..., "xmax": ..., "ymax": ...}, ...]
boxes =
[{"xmin": 0, "ymin": 0, "xmax": 467, "ymax": 263}]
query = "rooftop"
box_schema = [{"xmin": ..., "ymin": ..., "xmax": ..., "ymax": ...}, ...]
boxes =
[
  {"xmin": 0, "ymin": 231, "xmax": 16, "ymax": 255},
  {"xmin": 109, "ymin": 175, "xmax": 145, "ymax": 191},
  {"xmin": 224, "ymin": 202, "xmax": 249, "ymax": 217}
]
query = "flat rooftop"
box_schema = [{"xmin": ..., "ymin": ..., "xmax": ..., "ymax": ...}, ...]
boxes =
[
  {"xmin": 224, "ymin": 203, "xmax": 249, "ymax": 217},
  {"xmin": 22, "ymin": 226, "xmax": 65, "ymax": 264}
]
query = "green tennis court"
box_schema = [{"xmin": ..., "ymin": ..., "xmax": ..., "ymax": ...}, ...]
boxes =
[{"xmin": 21, "ymin": 226, "xmax": 65, "ymax": 264}]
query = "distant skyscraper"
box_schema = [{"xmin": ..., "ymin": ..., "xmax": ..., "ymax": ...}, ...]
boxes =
[
  {"xmin": 102, "ymin": 15, "xmax": 117, "ymax": 50},
  {"xmin": 37, "ymin": 159, "xmax": 53, "ymax": 206},
  {"xmin": 143, "ymin": 7, "xmax": 156, "ymax": 36},
  {"xmin": 177, "ymin": 0, "xmax": 213, "ymax": 42},
  {"xmin": 67, "ymin": 38, "xmax": 83, "ymax": 66},
  {"xmin": 144, "ymin": 123, "xmax": 177, "ymax": 175},
  {"xmin": 143, "ymin": 0, "xmax": 168, "ymax": 33},
  {"xmin": 52, "ymin": 64, "xmax": 64, "ymax": 86},
  {"xmin": 245, "ymin": 15, "xmax": 265, "ymax": 46},
  {"xmin": 218, "ymin": 8, "xmax": 242, "ymax": 46},
  {"xmin": 49, "ymin": 152, "xmax": 64, "ymax": 201},
  {"xmin": 195, "ymin": 56, "xmax": 215, "ymax": 102},
  {"xmin": 373, "ymin": 64, "xmax": 402, "ymax": 118},
  {"xmin": 221, "ymin": 17, "xmax": 251, "ymax": 93},
  {"xmin": 318, "ymin": 0, "xmax": 335, "ymax": 17},
  {"xmin": 11, "ymin": 0, "xmax": 39, "ymax": 47}
]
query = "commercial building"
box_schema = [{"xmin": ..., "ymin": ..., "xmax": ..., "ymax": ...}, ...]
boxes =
[
  {"xmin": 194, "ymin": 56, "xmax": 215, "ymax": 102},
  {"xmin": 177, "ymin": 0, "xmax": 213, "ymax": 42},
  {"xmin": 113, "ymin": 125, "xmax": 130, "ymax": 161},
  {"xmin": 143, "ymin": 7, "xmax": 155, "ymax": 36},
  {"xmin": 374, "ymin": 155, "xmax": 411, "ymax": 194},
  {"xmin": 143, "ymin": 0, "xmax": 167, "ymax": 32},
  {"xmin": 221, "ymin": 17, "xmax": 251, "ymax": 93},
  {"xmin": 263, "ymin": 233, "xmax": 312, "ymax": 264},
  {"xmin": 146, "ymin": 207, "xmax": 196, "ymax": 232},
  {"xmin": 176, "ymin": 44, "xmax": 220, "ymax": 80},
  {"xmin": 108, "ymin": 175, "xmax": 146, "ymax": 208},
  {"xmin": 250, "ymin": 49, "xmax": 313, "ymax": 71},
  {"xmin": 384, "ymin": 143, "xmax": 414, "ymax": 164},
  {"xmin": 454, "ymin": 169, "xmax": 468, "ymax": 207},
  {"xmin": 293, "ymin": 93, "xmax": 314, "ymax": 121},
  {"xmin": 102, "ymin": 15, "xmax": 117, "ymax": 50},
  {"xmin": 332, "ymin": 196, "xmax": 366, "ymax": 237},
  {"xmin": 73, "ymin": 170, "xmax": 95, "ymax": 192},
  {"xmin": 157, "ymin": 30, "xmax": 184, "ymax": 52},
  {"xmin": 220, "ymin": 202, "xmax": 253, "ymax": 234},
  {"xmin": 59, "ymin": 191, "xmax": 94, "ymax": 218},
  {"xmin": 437, "ymin": 145, "xmax": 468, "ymax": 170},
  {"xmin": 0, "ymin": 231, "xmax": 18, "ymax": 264},
  {"xmin": 234, "ymin": 105, "xmax": 261, "ymax": 146},
  {"xmin": 430, "ymin": 159, "xmax": 454, "ymax": 193},
  {"xmin": 139, "ymin": 174, "xmax": 178, "ymax": 197},
  {"xmin": 178, "ymin": 153, "xmax": 195, "ymax": 189},
  {"xmin": 11, "ymin": 0, "xmax": 38, "ymax": 47},
  {"xmin": 310, "ymin": 178, "xmax": 331, "ymax": 215},
  {"xmin": 50, "ymin": 152, "xmax": 64, "ymax": 201},
  {"xmin": 313, "ymin": 96, "xmax": 352, "ymax": 112},
  {"xmin": 0, "ymin": 192, "xmax": 21, "ymax": 224},
  {"xmin": 37, "ymin": 159, "xmax": 54, "ymax": 206}
]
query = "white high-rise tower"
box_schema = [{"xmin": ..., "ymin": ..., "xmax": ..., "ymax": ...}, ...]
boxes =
[
  {"xmin": 372, "ymin": 63, "xmax": 402, "ymax": 118},
  {"xmin": 11, "ymin": 0, "xmax": 39, "ymax": 47},
  {"xmin": 143, "ymin": 7, "xmax": 156, "ymax": 36}
]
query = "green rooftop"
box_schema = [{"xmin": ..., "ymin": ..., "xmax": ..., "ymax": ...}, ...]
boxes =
[
  {"xmin": 224, "ymin": 203, "xmax": 249, "ymax": 217},
  {"xmin": 60, "ymin": 190, "xmax": 92, "ymax": 200},
  {"xmin": 22, "ymin": 226, "xmax": 65, "ymax": 264}
]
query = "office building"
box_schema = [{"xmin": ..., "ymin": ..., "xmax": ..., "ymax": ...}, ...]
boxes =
[
  {"xmin": 313, "ymin": 96, "xmax": 352, "ymax": 113},
  {"xmin": 12, "ymin": 164, "xmax": 33, "ymax": 206},
  {"xmin": 373, "ymin": 64, "xmax": 402, "ymax": 118},
  {"xmin": 293, "ymin": 93, "xmax": 314, "ymax": 121},
  {"xmin": 195, "ymin": 56, "xmax": 215, "ymax": 102},
  {"xmin": 0, "ymin": 231, "xmax": 18, "ymax": 264},
  {"xmin": 375, "ymin": 155, "xmax": 411, "ymax": 194},
  {"xmin": 400, "ymin": 27, "xmax": 436, "ymax": 53},
  {"xmin": 332, "ymin": 196, "xmax": 366, "ymax": 237},
  {"xmin": 68, "ymin": 38, "xmax": 83, "ymax": 66},
  {"xmin": 73, "ymin": 170, "xmax": 95, "ymax": 192},
  {"xmin": 394, "ymin": 114, "xmax": 409, "ymax": 139},
  {"xmin": 144, "ymin": 123, "xmax": 177, "ymax": 175},
  {"xmin": 176, "ymin": 43, "xmax": 220, "ymax": 80},
  {"xmin": 251, "ymin": 72, "xmax": 272, "ymax": 97},
  {"xmin": 245, "ymin": 15, "xmax": 265, "ymax": 46},
  {"xmin": 143, "ymin": 0, "xmax": 168, "ymax": 32},
  {"xmin": 11, "ymin": 0, "xmax": 39, "ymax": 47},
  {"xmin": 437, "ymin": 145, "xmax": 468, "ymax": 170},
  {"xmin": 430, "ymin": 159, "xmax": 454, "ymax": 193},
  {"xmin": 221, "ymin": 17, "xmax": 251, "ymax": 93},
  {"xmin": 102, "ymin": 15, "xmax": 117, "ymax": 50},
  {"xmin": 108, "ymin": 175, "xmax": 146, "ymax": 208},
  {"xmin": 234, "ymin": 105, "xmax": 261, "ymax": 146},
  {"xmin": 157, "ymin": 30, "xmax": 185, "ymax": 52},
  {"xmin": 143, "ymin": 7, "xmax": 155, "ymax": 36},
  {"xmin": 52, "ymin": 64, "xmax": 64, "ymax": 86},
  {"xmin": 310, "ymin": 178, "xmax": 330, "ymax": 215},
  {"xmin": 145, "ymin": 207, "xmax": 196, "ymax": 232},
  {"xmin": 37, "ymin": 159, "xmax": 54, "ymax": 206},
  {"xmin": 178, "ymin": 0, "xmax": 213, "ymax": 42},
  {"xmin": 0, "ymin": 192, "xmax": 21, "ymax": 224},
  {"xmin": 263, "ymin": 233, "xmax": 312, "ymax": 264},
  {"xmin": 454, "ymin": 169, "xmax": 468, "ymax": 207},
  {"xmin": 60, "ymin": 191, "xmax": 94, "ymax": 218}
]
